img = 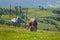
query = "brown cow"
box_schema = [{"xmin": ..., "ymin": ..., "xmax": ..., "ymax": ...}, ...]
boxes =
[{"xmin": 27, "ymin": 18, "xmax": 37, "ymax": 32}]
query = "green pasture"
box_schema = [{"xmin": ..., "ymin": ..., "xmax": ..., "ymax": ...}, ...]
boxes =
[{"xmin": 0, "ymin": 25, "xmax": 60, "ymax": 40}]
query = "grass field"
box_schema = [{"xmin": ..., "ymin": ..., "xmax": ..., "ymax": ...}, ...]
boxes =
[{"xmin": 0, "ymin": 25, "xmax": 60, "ymax": 40}]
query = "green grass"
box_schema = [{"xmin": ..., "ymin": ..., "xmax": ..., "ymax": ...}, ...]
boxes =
[
  {"xmin": 27, "ymin": 8, "xmax": 58, "ymax": 18},
  {"xmin": 37, "ymin": 23, "xmax": 57, "ymax": 31},
  {"xmin": 0, "ymin": 25, "xmax": 60, "ymax": 40},
  {"xmin": 1, "ymin": 15, "xmax": 17, "ymax": 20}
]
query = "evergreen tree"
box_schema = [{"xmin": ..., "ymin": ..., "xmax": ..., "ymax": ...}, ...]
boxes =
[{"xmin": 15, "ymin": 6, "xmax": 18, "ymax": 17}]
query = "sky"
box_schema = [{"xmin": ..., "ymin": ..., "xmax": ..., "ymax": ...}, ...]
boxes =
[{"xmin": 0, "ymin": 0, "xmax": 60, "ymax": 8}]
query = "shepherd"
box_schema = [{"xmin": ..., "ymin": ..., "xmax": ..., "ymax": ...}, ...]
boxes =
[{"xmin": 27, "ymin": 18, "xmax": 37, "ymax": 32}]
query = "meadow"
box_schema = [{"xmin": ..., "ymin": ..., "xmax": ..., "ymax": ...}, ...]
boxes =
[{"xmin": 0, "ymin": 24, "xmax": 60, "ymax": 40}]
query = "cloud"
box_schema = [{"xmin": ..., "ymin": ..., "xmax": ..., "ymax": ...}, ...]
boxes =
[
  {"xmin": 47, "ymin": 3, "xmax": 60, "ymax": 8},
  {"xmin": 54, "ymin": 4, "xmax": 60, "ymax": 8},
  {"xmin": 0, "ymin": 0, "xmax": 60, "ymax": 8},
  {"xmin": 47, "ymin": 4, "xmax": 57, "ymax": 8},
  {"xmin": 56, "ymin": 1, "xmax": 60, "ymax": 3}
]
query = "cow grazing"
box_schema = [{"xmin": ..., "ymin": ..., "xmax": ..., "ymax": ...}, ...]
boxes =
[{"xmin": 27, "ymin": 18, "xmax": 37, "ymax": 32}]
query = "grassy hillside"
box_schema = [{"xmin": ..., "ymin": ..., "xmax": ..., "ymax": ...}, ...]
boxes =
[
  {"xmin": 0, "ymin": 8, "xmax": 60, "ymax": 31},
  {"xmin": 0, "ymin": 25, "xmax": 60, "ymax": 40},
  {"xmin": 27, "ymin": 8, "xmax": 60, "ymax": 31}
]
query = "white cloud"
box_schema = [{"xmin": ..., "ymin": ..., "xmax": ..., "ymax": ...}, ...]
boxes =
[
  {"xmin": 47, "ymin": 4, "xmax": 57, "ymax": 8},
  {"xmin": 55, "ymin": 4, "xmax": 60, "ymax": 8},
  {"xmin": 56, "ymin": 1, "xmax": 60, "ymax": 3}
]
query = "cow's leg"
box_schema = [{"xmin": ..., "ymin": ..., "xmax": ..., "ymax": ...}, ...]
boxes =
[
  {"xmin": 27, "ymin": 22, "xmax": 32, "ymax": 29},
  {"xmin": 27, "ymin": 25, "xmax": 30, "ymax": 29},
  {"xmin": 35, "ymin": 26, "xmax": 37, "ymax": 31}
]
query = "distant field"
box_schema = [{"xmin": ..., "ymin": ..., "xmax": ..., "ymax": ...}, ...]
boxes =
[{"xmin": 0, "ymin": 25, "xmax": 60, "ymax": 40}]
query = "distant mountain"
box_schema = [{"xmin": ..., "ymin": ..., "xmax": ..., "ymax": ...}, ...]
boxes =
[{"xmin": 0, "ymin": 0, "xmax": 60, "ymax": 8}]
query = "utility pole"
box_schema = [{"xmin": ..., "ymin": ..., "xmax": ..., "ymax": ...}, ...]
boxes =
[
  {"xmin": 25, "ymin": 8, "xmax": 28, "ymax": 28},
  {"xmin": 9, "ymin": 4, "xmax": 11, "ymax": 20},
  {"xmin": 15, "ymin": 6, "xmax": 18, "ymax": 17},
  {"xmin": 9, "ymin": 4, "xmax": 11, "ymax": 26},
  {"xmin": 9, "ymin": 0, "xmax": 11, "ymax": 20}
]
